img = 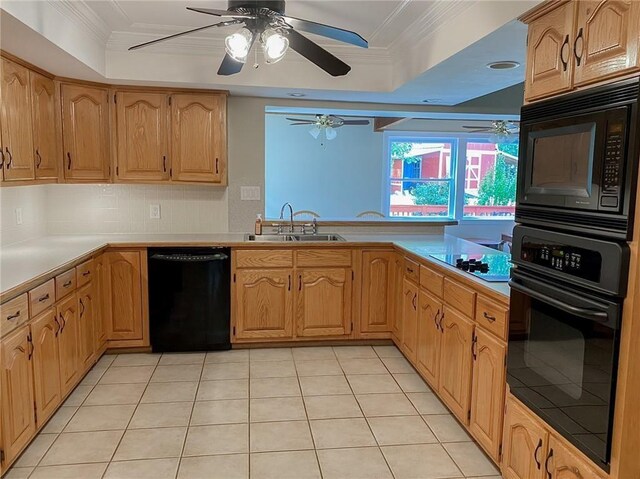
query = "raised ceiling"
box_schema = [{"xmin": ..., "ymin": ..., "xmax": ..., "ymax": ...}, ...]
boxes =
[{"xmin": 0, "ymin": 0, "xmax": 540, "ymax": 104}]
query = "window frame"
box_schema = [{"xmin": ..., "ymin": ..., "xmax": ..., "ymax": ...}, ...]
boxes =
[{"xmin": 384, "ymin": 131, "xmax": 517, "ymax": 222}]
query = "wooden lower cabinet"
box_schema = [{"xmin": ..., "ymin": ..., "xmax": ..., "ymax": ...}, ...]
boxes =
[
  {"xmin": 546, "ymin": 435, "xmax": 606, "ymax": 479},
  {"xmin": 234, "ymin": 269, "xmax": 293, "ymax": 340},
  {"xmin": 93, "ymin": 254, "xmax": 107, "ymax": 351},
  {"xmin": 57, "ymin": 293, "xmax": 80, "ymax": 395},
  {"xmin": 400, "ymin": 278, "xmax": 418, "ymax": 362},
  {"xmin": 77, "ymin": 283, "xmax": 95, "ymax": 372},
  {"xmin": 390, "ymin": 255, "xmax": 403, "ymax": 343},
  {"xmin": 359, "ymin": 251, "xmax": 394, "ymax": 335},
  {"xmin": 296, "ymin": 268, "xmax": 352, "ymax": 337},
  {"xmin": 30, "ymin": 308, "xmax": 62, "ymax": 427},
  {"xmin": 502, "ymin": 396, "xmax": 549, "ymax": 479},
  {"xmin": 416, "ymin": 290, "xmax": 442, "ymax": 389},
  {"xmin": 0, "ymin": 326, "xmax": 36, "ymax": 465},
  {"xmin": 469, "ymin": 328, "xmax": 506, "ymax": 462},
  {"xmin": 438, "ymin": 306, "xmax": 474, "ymax": 424}
]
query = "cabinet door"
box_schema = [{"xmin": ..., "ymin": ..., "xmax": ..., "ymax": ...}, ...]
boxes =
[
  {"xmin": 104, "ymin": 250, "xmax": 144, "ymax": 341},
  {"xmin": 438, "ymin": 306, "xmax": 474, "ymax": 423},
  {"xmin": 30, "ymin": 72, "xmax": 58, "ymax": 179},
  {"xmin": 360, "ymin": 251, "xmax": 394, "ymax": 334},
  {"xmin": 469, "ymin": 328, "xmax": 506, "ymax": 462},
  {"xmin": 296, "ymin": 268, "xmax": 352, "ymax": 337},
  {"xmin": 116, "ymin": 91, "xmax": 169, "ymax": 181},
  {"xmin": 0, "ymin": 326, "xmax": 36, "ymax": 463},
  {"xmin": 416, "ymin": 290, "xmax": 442, "ymax": 389},
  {"xmin": 93, "ymin": 254, "xmax": 107, "ymax": 351},
  {"xmin": 61, "ymin": 84, "xmax": 110, "ymax": 180},
  {"xmin": 57, "ymin": 293, "xmax": 79, "ymax": 395},
  {"xmin": 234, "ymin": 269, "xmax": 293, "ymax": 340},
  {"xmin": 77, "ymin": 283, "xmax": 95, "ymax": 373},
  {"xmin": 502, "ymin": 396, "xmax": 548, "ymax": 479},
  {"xmin": 31, "ymin": 308, "xmax": 62, "ymax": 426},
  {"xmin": 401, "ymin": 278, "xmax": 418, "ymax": 363},
  {"xmin": 545, "ymin": 435, "xmax": 606, "ymax": 479},
  {"xmin": 390, "ymin": 256, "xmax": 403, "ymax": 343},
  {"xmin": 171, "ymin": 93, "xmax": 226, "ymax": 183},
  {"xmin": 573, "ymin": 0, "xmax": 640, "ymax": 86},
  {"xmin": 0, "ymin": 58, "xmax": 34, "ymax": 181},
  {"xmin": 524, "ymin": 2, "xmax": 575, "ymax": 102}
]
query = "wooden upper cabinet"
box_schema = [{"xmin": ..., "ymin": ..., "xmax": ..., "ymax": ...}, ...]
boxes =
[
  {"xmin": 546, "ymin": 435, "xmax": 606, "ymax": 479},
  {"xmin": 401, "ymin": 277, "xmax": 418, "ymax": 363},
  {"xmin": 502, "ymin": 395, "xmax": 548, "ymax": 479},
  {"xmin": 296, "ymin": 268, "xmax": 352, "ymax": 337},
  {"xmin": 171, "ymin": 93, "xmax": 226, "ymax": 183},
  {"xmin": 360, "ymin": 251, "xmax": 394, "ymax": 335},
  {"xmin": 234, "ymin": 269, "xmax": 293, "ymax": 340},
  {"xmin": 438, "ymin": 306, "xmax": 474, "ymax": 424},
  {"xmin": 30, "ymin": 308, "xmax": 62, "ymax": 427},
  {"xmin": 469, "ymin": 328, "xmax": 506, "ymax": 462},
  {"xmin": 116, "ymin": 91, "xmax": 170, "ymax": 181},
  {"xmin": 0, "ymin": 326, "xmax": 36, "ymax": 464},
  {"xmin": 61, "ymin": 83, "xmax": 110, "ymax": 181},
  {"xmin": 573, "ymin": 0, "xmax": 640, "ymax": 87},
  {"xmin": 0, "ymin": 58, "xmax": 35, "ymax": 181},
  {"xmin": 30, "ymin": 72, "xmax": 58, "ymax": 180},
  {"xmin": 416, "ymin": 290, "xmax": 442, "ymax": 389},
  {"xmin": 524, "ymin": 1, "xmax": 575, "ymax": 102},
  {"xmin": 104, "ymin": 250, "xmax": 144, "ymax": 341}
]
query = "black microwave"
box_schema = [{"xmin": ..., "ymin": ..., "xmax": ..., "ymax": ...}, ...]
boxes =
[{"xmin": 516, "ymin": 77, "xmax": 640, "ymax": 240}]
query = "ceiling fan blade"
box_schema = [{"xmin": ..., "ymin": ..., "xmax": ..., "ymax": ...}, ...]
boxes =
[
  {"xmin": 286, "ymin": 30, "xmax": 351, "ymax": 77},
  {"xmin": 341, "ymin": 120, "xmax": 370, "ymax": 125},
  {"xmin": 290, "ymin": 122, "xmax": 315, "ymax": 126},
  {"xmin": 462, "ymin": 125, "xmax": 491, "ymax": 130},
  {"xmin": 285, "ymin": 118, "xmax": 315, "ymax": 123},
  {"xmin": 186, "ymin": 7, "xmax": 256, "ymax": 18},
  {"xmin": 217, "ymin": 33, "xmax": 256, "ymax": 75},
  {"xmin": 129, "ymin": 20, "xmax": 241, "ymax": 50},
  {"xmin": 281, "ymin": 15, "xmax": 368, "ymax": 48}
]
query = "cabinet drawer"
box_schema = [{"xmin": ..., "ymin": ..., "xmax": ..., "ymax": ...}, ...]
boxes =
[
  {"xmin": 55, "ymin": 269, "xmax": 77, "ymax": 300},
  {"xmin": 475, "ymin": 296, "xmax": 508, "ymax": 340},
  {"xmin": 235, "ymin": 250, "xmax": 293, "ymax": 268},
  {"xmin": 29, "ymin": 279, "xmax": 55, "ymax": 317},
  {"xmin": 443, "ymin": 278, "xmax": 476, "ymax": 318},
  {"xmin": 0, "ymin": 294, "xmax": 29, "ymax": 336},
  {"xmin": 420, "ymin": 265, "xmax": 443, "ymax": 297},
  {"xmin": 296, "ymin": 249, "xmax": 351, "ymax": 267},
  {"xmin": 404, "ymin": 258, "xmax": 419, "ymax": 283},
  {"xmin": 76, "ymin": 259, "xmax": 94, "ymax": 287}
]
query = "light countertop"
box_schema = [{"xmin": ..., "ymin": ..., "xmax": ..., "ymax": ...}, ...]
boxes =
[{"xmin": 1, "ymin": 233, "xmax": 511, "ymax": 300}]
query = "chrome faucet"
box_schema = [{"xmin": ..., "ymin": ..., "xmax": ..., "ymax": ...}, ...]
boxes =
[{"xmin": 279, "ymin": 202, "xmax": 294, "ymax": 233}]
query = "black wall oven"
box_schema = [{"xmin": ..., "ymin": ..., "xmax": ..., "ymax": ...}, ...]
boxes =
[
  {"xmin": 508, "ymin": 226, "xmax": 629, "ymax": 472},
  {"xmin": 516, "ymin": 77, "xmax": 640, "ymax": 240}
]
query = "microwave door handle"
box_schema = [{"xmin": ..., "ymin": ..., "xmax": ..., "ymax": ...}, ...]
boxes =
[{"xmin": 509, "ymin": 281, "xmax": 609, "ymax": 322}]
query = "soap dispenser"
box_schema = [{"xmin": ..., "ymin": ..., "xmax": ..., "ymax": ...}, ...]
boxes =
[{"xmin": 255, "ymin": 214, "xmax": 263, "ymax": 235}]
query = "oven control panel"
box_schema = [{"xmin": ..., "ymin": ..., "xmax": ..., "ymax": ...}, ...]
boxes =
[
  {"xmin": 600, "ymin": 121, "xmax": 626, "ymax": 209},
  {"xmin": 520, "ymin": 239, "xmax": 602, "ymax": 282}
]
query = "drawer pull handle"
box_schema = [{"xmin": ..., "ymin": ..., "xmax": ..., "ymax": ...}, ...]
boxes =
[
  {"xmin": 559, "ymin": 34, "xmax": 569, "ymax": 71},
  {"xmin": 82, "ymin": 271, "xmax": 91, "ymax": 277},
  {"xmin": 38, "ymin": 293, "xmax": 50, "ymax": 302},
  {"xmin": 5, "ymin": 147, "xmax": 12, "ymax": 168},
  {"xmin": 412, "ymin": 293, "xmax": 417, "ymax": 310},
  {"xmin": 67, "ymin": 152, "xmax": 72, "ymax": 169},
  {"xmin": 79, "ymin": 298, "xmax": 85, "ymax": 317},
  {"xmin": 54, "ymin": 316, "xmax": 61, "ymax": 336},
  {"xmin": 59, "ymin": 314, "xmax": 66, "ymax": 332},
  {"xmin": 27, "ymin": 332, "xmax": 34, "ymax": 360},
  {"xmin": 483, "ymin": 312, "xmax": 496, "ymax": 322},
  {"xmin": 406, "ymin": 268, "xmax": 414, "ymax": 274},
  {"xmin": 544, "ymin": 448, "xmax": 554, "ymax": 478},
  {"xmin": 471, "ymin": 334, "xmax": 478, "ymax": 360},
  {"xmin": 573, "ymin": 28, "xmax": 584, "ymax": 66},
  {"xmin": 534, "ymin": 438, "xmax": 542, "ymax": 469},
  {"xmin": 6, "ymin": 311, "xmax": 21, "ymax": 321},
  {"xmin": 434, "ymin": 309, "xmax": 441, "ymax": 331},
  {"xmin": 438, "ymin": 312, "xmax": 444, "ymax": 332},
  {"xmin": 63, "ymin": 280, "xmax": 72, "ymax": 287},
  {"xmin": 36, "ymin": 149, "xmax": 43, "ymax": 168}
]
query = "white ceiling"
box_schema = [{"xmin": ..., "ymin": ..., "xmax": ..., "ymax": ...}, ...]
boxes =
[{"xmin": 0, "ymin": 0, "xmax": 540, "ymax": 105}]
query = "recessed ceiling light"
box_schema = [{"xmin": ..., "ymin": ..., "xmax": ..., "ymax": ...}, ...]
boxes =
[
  {"xmin": 288, "ymin": 93, "xmax": 306, "ymax": 97},
  {"xmin": 486, "ymin": 61, "xmax": 520, "ymax": 70}
]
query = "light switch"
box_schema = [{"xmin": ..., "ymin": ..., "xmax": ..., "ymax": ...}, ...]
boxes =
[
  {"xmin": 241, "ymin": 186, "xmax": 261, "ymax": 201},
  {"xmin": 15, "ymin": 208, "xmax": 23, "ymax": 225},
  {"xmin": 149, "ymin": 204, "xmax": 161, "ymax": 219}
]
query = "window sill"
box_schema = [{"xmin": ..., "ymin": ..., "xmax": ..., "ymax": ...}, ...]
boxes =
[{"xmin": 266, "ymin": 219, "xmax": 458, "ymax": 227}]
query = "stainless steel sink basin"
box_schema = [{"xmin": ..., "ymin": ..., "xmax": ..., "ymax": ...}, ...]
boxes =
[{"xmin": 244, "ymin": 233, "xmax": 345, "ymax": 242}]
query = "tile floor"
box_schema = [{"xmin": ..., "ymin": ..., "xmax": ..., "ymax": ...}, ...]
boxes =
[{"xmin": 5, "ymin": 345, "xmax": 502, "ymax": 479}]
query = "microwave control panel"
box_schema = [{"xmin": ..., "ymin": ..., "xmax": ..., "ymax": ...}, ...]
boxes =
[
  {"xmin": 601, "ymin": 121, "xmax": 626, "ymax": 208},
  {"xmin": 520, "ymin": 239, "xmax": 602, "ymax": 282}
]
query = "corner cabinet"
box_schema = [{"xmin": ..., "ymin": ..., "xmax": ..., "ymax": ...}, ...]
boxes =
[
  {"xmin": 61, "ymin": 83, "xmax": 110, "ymax": 181},
  {"xmin": 170, "ymin": 93, "xmax": 227, "ymax": 184}
]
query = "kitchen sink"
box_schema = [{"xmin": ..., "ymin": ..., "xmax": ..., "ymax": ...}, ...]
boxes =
[{"xmin": 244, "ymin": 233, "xmax": 345, "ymax": 242}]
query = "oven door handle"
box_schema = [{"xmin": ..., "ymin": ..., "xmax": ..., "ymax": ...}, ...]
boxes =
[{"xmin": 509, "ymin": 281, "xmax": 609, "ymax": 322}]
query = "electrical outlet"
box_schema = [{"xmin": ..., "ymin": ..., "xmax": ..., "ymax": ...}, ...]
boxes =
[
  {"xmin": 149, "ymin": 204, "xmax": 161, "ymax": 219},
  {"xmin": 241, "ymin": 186, "xmax": 261, "ymax": 201},
  {"xmin": 15, "ymin": 208, "xmax": 23, "ymax": 225}
]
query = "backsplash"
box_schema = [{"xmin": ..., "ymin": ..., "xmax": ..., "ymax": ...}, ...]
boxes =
[{"xmin": 0, "ymin": 185, "xmax": 47, "ymax": 247}]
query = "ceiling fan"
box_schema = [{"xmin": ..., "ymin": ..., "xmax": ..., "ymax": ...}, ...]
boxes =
[
  {"xmin": 287, "ymin": 114, "xmax": 370, "ymax": 140},
  {"xmin": 462, "ymin": 120, "xmax": 520, "ymax": 135},
  {"xmin": 128, "ymin": 0, "xmax": 368, "ymax": 77}
]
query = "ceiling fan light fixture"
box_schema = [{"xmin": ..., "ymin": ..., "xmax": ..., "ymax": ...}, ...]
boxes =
[
  {"xmin": 309, "ymin": 126, "xmax": 321, "ymax": 139},
  {"xmin": 325, "ymin": 127, "xmax": 337, "ymax": 140},
  {"xmin": 225, "ymin": 28, "xmax": 253, "ymax": 63},
  {"xmin": 261, "ymin": 28, "xmax": 289, "ymax": 64}
]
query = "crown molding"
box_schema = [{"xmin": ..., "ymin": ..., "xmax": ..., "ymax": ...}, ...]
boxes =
[
  {"xmin": 367, "ymin": 0, "xmax": 414, "ymax": 43},
  {"xmin": 47, "ymin": 0, "xmax": 111, "ymax": 45}
]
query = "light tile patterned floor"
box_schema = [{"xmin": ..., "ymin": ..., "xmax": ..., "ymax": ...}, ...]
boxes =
[{"xmin": 5, "ymin": 346, "xmax": 502, "ymax": 479}]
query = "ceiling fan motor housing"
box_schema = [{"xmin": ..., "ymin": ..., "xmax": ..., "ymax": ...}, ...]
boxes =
[{"xmin": 228, "ymin": 0, "xmax": 285, "ymax": 14}]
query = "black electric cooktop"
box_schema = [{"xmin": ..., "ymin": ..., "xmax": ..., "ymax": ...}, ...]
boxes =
[{"xmin": 429, "ymin": 253, "xmax": 512, "ymax": 282}]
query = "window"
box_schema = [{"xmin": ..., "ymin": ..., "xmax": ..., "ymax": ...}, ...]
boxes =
[{"xmin": 385, "ymin": 134, "xmax": 519, "ymax": 220}]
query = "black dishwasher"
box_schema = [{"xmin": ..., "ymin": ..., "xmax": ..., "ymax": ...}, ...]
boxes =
[{"xmin": 148, "ymin": 248, "xmax": 231, "ymax": 352}]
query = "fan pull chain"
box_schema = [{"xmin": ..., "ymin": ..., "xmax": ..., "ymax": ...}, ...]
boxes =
[{"xmin": 253, "ymin": 45, "xmax": 259, "ymax": 69}]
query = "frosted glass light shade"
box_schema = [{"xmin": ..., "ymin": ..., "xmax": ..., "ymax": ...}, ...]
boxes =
[{"xmin": 225, "ymin": 28, "xmax": 253, "ymax": 63}]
